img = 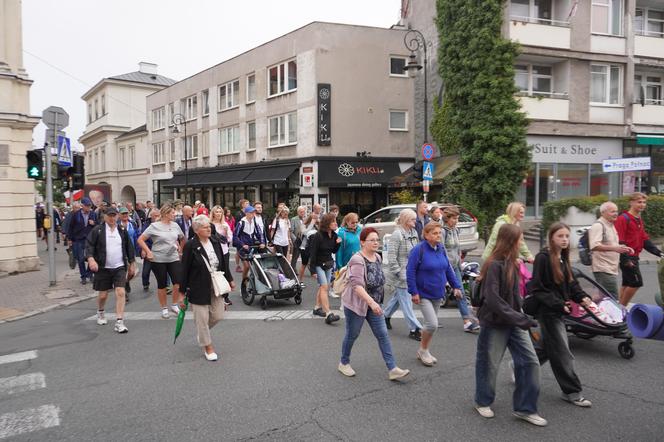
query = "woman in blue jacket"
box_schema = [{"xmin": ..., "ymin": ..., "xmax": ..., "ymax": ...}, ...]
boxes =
[
  {"xmin": 336, "ymin": 212, "xmax": 362, "ymax": 268},
  {"xmin": 407, "ymin": 222, "xmax": 461, "ymax": 367}
]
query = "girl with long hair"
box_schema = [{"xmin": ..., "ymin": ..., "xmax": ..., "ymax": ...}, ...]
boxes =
[{"xmin": 210, "ymin": 205, "xmax": 233, "ymax": 305}]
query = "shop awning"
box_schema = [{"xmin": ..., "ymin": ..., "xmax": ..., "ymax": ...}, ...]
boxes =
[
  {"xmin": 389, "ymin": 155, "xmax": 460, "ymax": 185},
  {"xmin": 318, "ymin": 159, "xmax": 402, "ymax": 187},
  {"xmin": 637, "ymin": 134, "xmax": 664, "ymax": 146},
  {"xmin": 244, "ymin": 164, "xmax": 299, "ymax": 184},
  {"xmin": 162, "ymin": 169, "xmax": 252, "ymax": 187}
]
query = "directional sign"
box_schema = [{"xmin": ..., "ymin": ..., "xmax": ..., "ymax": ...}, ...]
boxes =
[
  {"xmin": 602, "ymin": 157, "xmax": 651, "ymax": 173},
  {"xmin": 423, "ymin": 161, "xmax": 434, "ymax": 181},
  {"xmin": 41, "ymin": 106, "xmax": 69, "ymax": 130},
  {"xmin": 422, "ymin": 143, "xmax": 434, "ymax": 161},
  {"xmin": 57, "ymin": 136, "xmax": 72, "ymax": 166}
]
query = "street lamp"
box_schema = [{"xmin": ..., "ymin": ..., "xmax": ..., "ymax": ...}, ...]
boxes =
[
  {"xmin": 171, "ymin": 113, "xmax": 188, "ymax": 204},
  {"xmin": 403, "ymin": 29, "xmax": 428, "ymax": 146}
]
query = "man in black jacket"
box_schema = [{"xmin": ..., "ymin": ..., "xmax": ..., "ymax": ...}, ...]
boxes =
[{"xmin": 86, "ymin": 206, "xmax": 136, "ymax": 334}]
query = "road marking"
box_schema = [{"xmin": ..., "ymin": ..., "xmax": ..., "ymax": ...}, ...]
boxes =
[
  {"xmin": 0, "ymin": 351, "xmax": 38, "ymax": 366},
  {"xmin": 0, "ymin": 373, "xmax": 46, "ymax": 396},
  {"xmin": 85, "ymin": 310, "xmax": 462, "ymax": 321},
  {"xmin": 0, "ymin": 405, "xmax": 60, "ymax": 439}
]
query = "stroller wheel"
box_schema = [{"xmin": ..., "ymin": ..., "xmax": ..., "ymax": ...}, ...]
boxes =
[
  {"xmin": 294, "ymin": 295, "xmax": 302, "ymax": 305},
  {"xmin": 241, "ymin": 279, "xmax": 254, "ymax": 306},
  {"xmin": 618, "ymin": 342, "xmax": 635, "ymax": 360}
]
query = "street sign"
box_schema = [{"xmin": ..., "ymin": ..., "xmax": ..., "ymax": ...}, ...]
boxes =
[
  {"xmin": 422, "ymin": 161, "xmax": 434, "ymax": 181},
  {"xmin": 57, "ymin": 135, "xmax": 72, "ymax": 166},
  {"xmin": 41, "ymin": 106, "xmax": 69, "ymax": 129},
  {"xmin": 422, "ymin": 143, "xmax": 434, "ymax": 161},
  {"xmin": 602, "ymin": 157, "xmax": 651, "ymax": 173}
]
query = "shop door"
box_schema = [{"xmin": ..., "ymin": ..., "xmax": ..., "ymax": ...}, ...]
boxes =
[{"xmin": 537, "ymin": 163, "xmax": 556, "ymax": 218}]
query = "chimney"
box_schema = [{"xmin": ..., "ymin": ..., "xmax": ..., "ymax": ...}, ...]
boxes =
[{"xmin": 138, "ymin": 62, "xmax": 158, "ymax": 75}]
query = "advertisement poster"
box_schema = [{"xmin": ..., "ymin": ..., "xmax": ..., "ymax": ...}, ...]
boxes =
[{"xmin": 84, "ymin": 184, "xmax": 112, "ymax": 208}]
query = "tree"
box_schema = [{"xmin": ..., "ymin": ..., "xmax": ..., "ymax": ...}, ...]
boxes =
[
  {"xmin": 35, "ymin": 162, "xmax": 66, "ymax": 205},
  {"xmin": 431, "ymin": 0, "xmax": 530, "ymax": 239}
]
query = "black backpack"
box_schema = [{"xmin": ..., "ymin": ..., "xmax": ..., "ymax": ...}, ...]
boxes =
[{"xmin": 578, "ymin": 222, "xmax": 604, "ymax": 266}]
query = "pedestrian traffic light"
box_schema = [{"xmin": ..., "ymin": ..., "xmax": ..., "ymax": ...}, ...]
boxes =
[
  {"xmin": 72, "ymin": 154, "xmax": 85, "ymax": 189},
  {"xmin": 26, "ymin": 150, "xmax": 44, "ymax": 180},
  {"xmin": 412, "ymin": 161, "xmax": 423, "ymax": 181},
  {"xmin": 56, "ymin": 164, "xmax": 72, "ymax": 181}
]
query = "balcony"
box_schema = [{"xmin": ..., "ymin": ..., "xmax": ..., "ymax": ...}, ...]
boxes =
[
  {"xmin": 509, "ymin": 17, "xmax": 571, "ymax": 50},
  {"xmin": 635, "ymin": 34, "xmax": 664, "ymax": 59},
  {"xmin": 634, "ymin": 3, "xmax": 664, "ymax": 58},
  {"xmin": 517, "ymin": 94, "xmax": 569, "ymax": 121},
  {"xmin": 633, "ymin": 103, "xmax": 664, "ymax": 125}
]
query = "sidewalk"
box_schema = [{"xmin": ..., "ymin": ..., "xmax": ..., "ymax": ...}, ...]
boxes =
[{"xmin": 0, "ymin": 241, "xmax": 97, "ymax": 323}]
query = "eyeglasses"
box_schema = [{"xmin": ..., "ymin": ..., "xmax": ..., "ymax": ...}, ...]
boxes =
[{"xmin": 364, "ymin": 239, "xmax": 379, "ymax": 242}]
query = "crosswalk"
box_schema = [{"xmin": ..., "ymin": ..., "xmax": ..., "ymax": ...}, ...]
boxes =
[{"xmin": 0, "ymin": 350, "xmax": 60, "ymax": 439}]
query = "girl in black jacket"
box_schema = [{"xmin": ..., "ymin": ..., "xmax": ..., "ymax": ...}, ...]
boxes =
[
  {"xmin": 527, "ymin": 222, "xmax": 592, "ymax": 408},
  {"xmin": 308, "ymin": 213, "xmax": 341, "ymax": 325}
]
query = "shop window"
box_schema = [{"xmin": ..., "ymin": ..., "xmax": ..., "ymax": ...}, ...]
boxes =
[
  {"xmin": 590, "ymin": 164, "xmax": 619, "ymax": 197},
  {"xmin": 556, "ymin": 164, "xmax": 589, "ymax": 200}
]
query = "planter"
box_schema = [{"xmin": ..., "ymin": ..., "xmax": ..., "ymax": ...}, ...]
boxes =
[{"xmin": 560, "ymin": 206, "xmax": 598, "ymax": 248}]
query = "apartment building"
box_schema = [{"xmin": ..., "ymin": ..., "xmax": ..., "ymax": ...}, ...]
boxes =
[
  {"xmin": 79, "ymin": 63, "xmax": 176, "ymax": 203},
  {"xmin": 148, "ymin": 22, "xmax": 415, "ymax": 216},
  {"xmin": 402, "ymin": 0, "xmax": 664, "ymax": 218}
]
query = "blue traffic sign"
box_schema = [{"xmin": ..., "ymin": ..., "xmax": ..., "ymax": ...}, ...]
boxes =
[
  {"xmin": 423, "ymin": 161, "xmax": 434, "ymax": 181},
  {"xmin": 57, "ymin": 135, "xmax": 72, "ymax": 166},
  {"xmin": 422, "ymin": 143, "xmax": 434, "ymax": 161}
]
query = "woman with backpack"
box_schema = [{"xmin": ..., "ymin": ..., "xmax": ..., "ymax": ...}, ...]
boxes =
[
  {"xmin": 407, "ymin": 222, "xmax": 462, "ymax": 367},
  {"xmin": 308, "ymin": 213, "xmax": 341, "ymax": 325},
  {"xmin": 474, "ymin": 224, "xmax": 545, "ymax": 427},
  {"xmin": 338, "ymin": 227, "xmax": 410, "ymax": 381},
  {"xmin": 526, "ymin": 222, "xmax": 593, "ymax": 408},
  {"xmin": 383, "ymin": 209, "xmax": 423, "ymax": 341}
]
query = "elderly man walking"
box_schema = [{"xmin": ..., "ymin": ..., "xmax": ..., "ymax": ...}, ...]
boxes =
[{"xmin": 67, "ymin": 197, "xmax": 98, "ymax": 284}]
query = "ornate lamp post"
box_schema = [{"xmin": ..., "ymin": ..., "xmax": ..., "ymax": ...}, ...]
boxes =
[
  {"xmin": 171, "ymin": 113, "xmax": 188, "ymax": 204},
  {"xmin": 403, "ymin": 29, "xmax": 428, "ymax": 146}
]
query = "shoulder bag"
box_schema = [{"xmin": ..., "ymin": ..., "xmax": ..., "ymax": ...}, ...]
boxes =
[{"xmin": 200, "ymin": 250, "xmax": 231, "ymax": 297}]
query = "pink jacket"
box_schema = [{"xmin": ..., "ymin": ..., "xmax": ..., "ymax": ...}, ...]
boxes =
[{"xmin": 341, "ymin": 252, "xmax": 380, "ymax": 317}]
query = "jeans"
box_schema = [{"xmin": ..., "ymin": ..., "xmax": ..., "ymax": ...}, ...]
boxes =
[
  {"xmin": 383, "ymin": 287, "xmax": 423, "ymax": 332},
  {"xmin": 535, "ymin": 315, "xmax": 583, "ymax": 399},
  {"xmin": 341, "ymin": 306, "xmax": 396, "ymax": 370},
  {"xmin": 475, "ymin": 325, "xmax": 541, "ymax": 414},
  {"xmin": 72, "ymin": 240, "xmax": 90, "ymax": 280},
  {"xmin": 315, "ymin": 266, "xmax": 332, "ymax": 287},
  {"xmin": 454, "ymin": 267, "xmax": 474, "ymax": 320}
]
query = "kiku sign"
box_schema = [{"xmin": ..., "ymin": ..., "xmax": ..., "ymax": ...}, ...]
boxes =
[{"xmin": 317, "ymin": 83, "xmax": 331, "ymax": 146}]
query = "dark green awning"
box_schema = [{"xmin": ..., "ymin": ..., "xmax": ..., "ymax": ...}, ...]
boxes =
[{"xmin": 637, "ymin": 135, "xmax": 664, "ymax": 146}]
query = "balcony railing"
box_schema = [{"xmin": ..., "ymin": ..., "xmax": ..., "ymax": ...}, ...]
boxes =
[
  {"xmin": 510, "ymin": 15, "xmax": 570, "ymax": 27},
  {"xmin": 516, "ymin": 91, "xmax": 569, "ymax": 99},
  {"xmin": 635, "ymin": 29, "xmax": 664, "ymax": 38}
]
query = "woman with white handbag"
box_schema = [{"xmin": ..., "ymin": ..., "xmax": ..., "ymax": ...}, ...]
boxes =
[{"xmin": 180, "ymin": 215, "xmax": 235, "ymax": 361}]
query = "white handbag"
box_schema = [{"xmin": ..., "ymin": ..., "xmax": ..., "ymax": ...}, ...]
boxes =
[{"xmin": 201, "ymin": 250, "xmax": 231, "ymax": 297}]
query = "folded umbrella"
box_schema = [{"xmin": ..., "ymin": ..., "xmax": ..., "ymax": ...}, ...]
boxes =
[{"xmin": 173, "ymin": 298, "xmax": 189, "ymax": 344}]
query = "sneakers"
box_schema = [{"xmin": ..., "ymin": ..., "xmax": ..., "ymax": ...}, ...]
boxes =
[
  {"xmin": 409, "ymin": 329, "xmax": 422, "ymax": 341},
  {"xmin": 325, "ymin": 313, "xmax": 340, "ymax": 324},
  {"xmin": 312, "ymin": 308, "xmax": 326, "ymax": 317},
  {"xmin": 338, "ymin": 363, "xmax": 356, "ymax": 377},
  {"xmin": 204, "ymin": 352, "xmax": 218, "ymax": 361},
  {"xmin": 329, "ymin": 291, "xmax": 340, "ymax": 299},
  {"xmin": 81, "ymin": 278, "xmax": 87, "ymax": 285},
  {"xmin": 170, "ymin": 304, "xmax": 181, "ymax": 315},
  {"xmin": 464, "ymin": 322, "xmax": 480, "ymax": 333},
  {"xmin": 513, "ymin": 412, "xmax": 548, "ymax": 427},
  {"xmin": 416, "ymin": 349, "xmax": 435, "ymax": 367},
  {"xmin": 475, "ymin": 405, "xmax": 495, "ymax": 419},
  {"xmin": 385, "ymin": 317, "xmax": 392, "ymax": 330},
  {"xmin": 161, "ymin": 308, "xmax": 170, "ymax": 319},
  {"xmin": 562, "ymin": 395, "xmax": 592, "ymax": 407},
  {"xmin": 114, "ymin": 320, "xmax": 128, "ymax": 334},
  {"xmin": 143, "ymin": 285, "xmax": 150, "ymax": 292},
  {"xmin": 388, "ymin": 367, "xmax": 410, "ymax": 381},
  {"xmin": 508, "ymin": 360, "xmax": 516, "ymax": 384},
  {"xmin": 96, "ymin": 311, "xmax": 107, "ymax": 326}
]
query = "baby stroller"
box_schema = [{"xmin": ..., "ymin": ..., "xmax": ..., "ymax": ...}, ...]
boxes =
[
  {"xmin": 565, "ymin": 267, "xmax": 635, "ymax": 359},
  {"xmin": 240, "ymin": 246, "xmax": 304, "ymax": 309}
]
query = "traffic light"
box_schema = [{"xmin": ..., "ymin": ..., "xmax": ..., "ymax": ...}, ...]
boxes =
[
  {"xmin": 412, "ymin": 161, "xmax": 423, "ymax": 181},
  {"xmin": 72, "ymin": 154, "xmax": 85, "ymax": 190},
  {"xmin": 26, "ymin": 150, "xmax": 44, "ymax": 180},
  {"xmin": 56, "ymin": 164, "xmax": 72, "ymax": 181}
]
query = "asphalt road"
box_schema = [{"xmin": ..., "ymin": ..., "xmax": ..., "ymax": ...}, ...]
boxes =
[{"xmin": 0, "ymin": 259, "xmax": 662, "ymax": 441}]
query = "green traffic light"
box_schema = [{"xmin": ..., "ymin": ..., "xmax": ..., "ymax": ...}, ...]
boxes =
[{"xmin": 28, "ymin": 166, "xmax": 40, "ymax": 178}]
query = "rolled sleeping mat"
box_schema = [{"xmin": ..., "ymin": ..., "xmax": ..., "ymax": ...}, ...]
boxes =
[{"xmin": 627, "ymin": 304, "xmax": 664, "ymax": 340}]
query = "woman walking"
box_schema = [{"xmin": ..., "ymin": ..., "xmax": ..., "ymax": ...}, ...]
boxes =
[
  {"xmin": 383, "ymin": 209, "xmax": 423, "ymax": 341},
  {"xmin": 180, "ymin": 215, "xmax": 235, "ymax": 361},
  {"xmin": 442, "ymin": 207, "xmax": 480, "ymax": 333},
  {"xmin": 308, "ymin": 213, "xmax": 341, "ymax": 325},
  {"xmin": 407, "ymin": 222, "xmax": 461, "ymax": 366},
  {"xmin": 298, "ymin": 213, "xmax": 319, "ymax": 281},
  {"xmin": 224, "ymin": 207, "xmax": 235, "ymax": 234},
  {"xmin": 474, "ymin": 224, "xmax": 545, "ymax": 427},
  {"xmin": 137, "ymin": 204, "xmax": 185, "ymax": 319},
  {"xmin": 482, "ymin": 202, "xmax": 534, "ymax": 263},
  {"xmin": 269, "ymin": 207, "xmax": 292, "ymax": 257},
  {"xmin": 335, "ymin": 212, "xmax": 362, "ymax": 269},
  {"xmin": 211, "ymin": 205, "xmax": 234, "ymax": 305},
  {"xmin": 527, "ymin": 222, "xmax": 593, "ymax": 407},
  {"xmin": 338, "ymin": 227, "xmax": 410, "ymax": 381}
]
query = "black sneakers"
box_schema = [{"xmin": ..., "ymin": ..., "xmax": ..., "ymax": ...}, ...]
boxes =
[
  {"xmin": 325, "ymin": 313, "xmax": 340, "ymax": 324},
  {"xmin": 312, "ymin": 308, "xmax": 326, "ymax": 317},
  {"xmin": 409, "ymin": 329, "xmax": 422, "ymax": 341},
  {"xmin": 385, "ymin": 317, "xmax": 392, "ymax": 330}
]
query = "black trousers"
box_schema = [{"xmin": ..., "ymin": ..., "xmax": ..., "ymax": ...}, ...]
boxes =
[{"xmin": 535, "ymin": 315, "xmax": 583, "ymax": 398}]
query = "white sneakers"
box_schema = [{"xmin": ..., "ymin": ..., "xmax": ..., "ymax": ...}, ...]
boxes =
[
  {"xmin": 563, "ymin": 395, "xmax": 592, "ymax": 407},
  {"xmin": 205, "ymin": 352, "xmax": 218, "ymax": 361},
  {"xmin": 96, "ymin": 311, "xmax": 107, "ymax": 326},
  {"xmin": 338, "ymin": 363, "xmax": 356, "ymax": 377},
  {"xmin": 170, "ymin": 304, "xmax": 181, "ymax": 315},
  {"xmin": 416, "ymin": 349, "xmax": 436, "ymax": 367},
  {"xmin": 475, "ymin": 406, "xmax": 495, "ymax": 419},
  {"xmin": 513, "ymin": 412, "xmax": 548, "ymax": 427},
  {"xmin": 388, "ymin": 367, "xmax": 410, "ymax": 381},
  {"xmin": 114, "ymin": 320, "xmax": 128, "ymax": 334},
  {"xmin": 161, "ymin": 308, "xmax": 170, "ymax": 319}
]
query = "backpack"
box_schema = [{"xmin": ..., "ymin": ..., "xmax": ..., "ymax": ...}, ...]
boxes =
[
  {"xmin": 578, "ymin": 222, "xmax": 604, "ymax": 266},
  {"xmin": 333, "ymin": 253, "xmax": 372, "ymax": 297},
  {"xmin": 470, "ymin": 279, "xmax": 483, "ymax": 307}
]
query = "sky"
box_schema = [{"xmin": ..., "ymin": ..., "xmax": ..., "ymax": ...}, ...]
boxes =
[{"xmin": 22, "ymin": 0, "xmax": 402, "ymax": 151}]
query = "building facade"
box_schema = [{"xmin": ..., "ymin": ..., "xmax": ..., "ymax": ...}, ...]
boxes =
[
  {"xmin": 0, "ymin": 0, "xmax": 40, "ymax": 273},
  {"xmin": 402, "ymin": 0, "xmax": 664, "ymax": 218},
  {"xmin": 148, "ymin": 22, "xmax": 415, "ymax": 216},
  {"xmin": 79, "ymin": 63, "xmax": 175, "ymax": 204}
]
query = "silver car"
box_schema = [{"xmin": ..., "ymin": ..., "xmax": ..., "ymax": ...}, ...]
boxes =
[{"xmin": 360, "ymin": 203, "xmax": 479, "ymax": 253}]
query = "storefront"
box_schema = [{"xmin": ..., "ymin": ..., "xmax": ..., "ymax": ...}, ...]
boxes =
[
  {"xmin": 515, "ymin": 136, "xmax": 623, "ymax": 218},
  {"xmin": 622, "ymin": 134, "xmax": 664, "ymax": 194}
]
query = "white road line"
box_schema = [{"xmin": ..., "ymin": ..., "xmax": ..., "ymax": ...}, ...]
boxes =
[
  {"xmin": 0, "ymin": 373, "xmax": 46, "ymax": 396},
  {"xmin": 0, "ymin": 351, "xmax": 38, "ymax": 366},
  {"xmin": 0, "ymin": 405, "xmax": 60, "ymax": 439}
]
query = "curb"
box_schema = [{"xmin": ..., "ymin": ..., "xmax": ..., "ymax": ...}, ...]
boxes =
[{"xmin": 0, "ymin": 292, "xmax": 97, "ymax": 325}]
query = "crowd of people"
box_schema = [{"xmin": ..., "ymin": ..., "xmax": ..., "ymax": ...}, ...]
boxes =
[{"xmin": 36, "ymin": 192, "xmax": 661, "ymax": 427}]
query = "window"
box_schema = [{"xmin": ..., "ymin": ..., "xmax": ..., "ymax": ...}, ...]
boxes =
[
  {"xmin": 201, "ymin": 131, "xmax": 209, "ymax": 157},
  {"xmin": 268, "ymin": 112, "xmax": 297, "ymax": 147},
  {"xmin": 94, "ymin": 99, "xmax": 99, "ymax": 120},
  {"xmin": 268, "ymin": 59, "xmax": 297, "ymax": 97},
  {"xmin": 152, "ymin": 142, "xmax": 165, "ymax": 164},
  {"xmin": 635, "ymin": 8, "xmax": 664, "ymax": 37},
  {"xmin": 219, "ymin": 126, "xmax": 240, "ymax": 154},
  {"xmin": 247, "ymin": 121, "xmax": 256, "ymax": 150},
  {"xmin": 180, "ymin": 95, "xmax": 198, "ymax": 120},
  {"xmin": 101, "ymin": 94, "xmax": 106, "ymax": 115},
  {"xmin": 590, "ymin": 64, "xmax": 622, "ymax": 104},
  {"xmin": 119, "ymin": 147, "xmax": 126, "ymax": 170},
  {"xmin": 389, "ymin": 110, "xmax": 408, "ymax": 131},
  {"xmin": 247, "ymin": 73, "xmax": 256, "ymax": 103},
  {"xmin": 510, "ymin": 0, "xmax": 553, "ymax": 24},
  {"xmin": 181, "ymin": 135, "xmax": 198, "ymax": 160},
  {"xmin": 514, "ymin": 64, "xmax": 553, "ymax": 96},
  {"xmin": 168, "ymin": 102, "xmax": 175, "ymax": 126},
  {"xmin": 218, "ymin": 80, "xmax": 240, "ymax": 111},
  {"xmin": 128, "ymin": 145, "xmax": 135, "ymax": 168},
  {"xmin": 635, "ymin": 73, "xmax": 663, "ymax": 105},
  {"xmin": 152, "ymin": 107, "xmax": 165, "ymax": 130},
  {"xmin": 201, "ymin": 90, "xmax": 209, "ymax": 116},
  {"xmin": 88, "ymin": 103, "xmax": 92, "ymax": 123},
  {"xmin": 390, "ymin": 56, "xmax": 408, "ymax": 76},
  {"xmin": 169, "ymin": 139, "xmax": 176, "ymax": 161},
  {"xmin": 591, "ymin": 0, "xmax": 623, "ymax": 35}
]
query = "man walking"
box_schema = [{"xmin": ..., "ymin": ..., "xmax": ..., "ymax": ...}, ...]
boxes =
[
  {"xmin": 86, "ymin": 206, "xmax": 136, "ymax": 333},
  {"xmin": 67, "ymin": 197, "xmax": 98, "ymax": 284},
  {"xmin": 176, "ymin": 205, "xmax": 194, "ymax": 240},
  {"xmin": 290, "ymin": 206, "xmax": 306, "ymax": 269},
  {"xmin": 414, "ymin": 201, "xmax": 430, "ymax": 241},
  {"xmin": 614, "ymin": 193, "xmax": 663, "ymax": 306},
  {"xmin": 588, "ymin": 201, "xmax": 633, "ymax": 299}
]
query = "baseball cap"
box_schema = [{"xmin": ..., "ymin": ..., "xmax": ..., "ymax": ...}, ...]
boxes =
[
  {"xmin": 81, "ymin": 197, "xmax": 92, "ymax": 206},
  {"xmin": 105, "ymin": 206, "xmax": 118, "ymax": 215},
  {"xmin": 244, "ymin": 205, "xmax": 256, "ymax": 213},
  {"xmin": 118, "ymin": 207, "xmax": 129, "ymax": 214}
]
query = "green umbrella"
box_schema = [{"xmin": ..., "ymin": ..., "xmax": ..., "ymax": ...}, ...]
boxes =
[{"xmin": 173, "ymin": 298, "xmax": 189, "ymax": 344}]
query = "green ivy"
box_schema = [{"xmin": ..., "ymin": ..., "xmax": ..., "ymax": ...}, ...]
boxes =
[{"xmin": 432, "ymin": 0, "xmax": 530, "ymax": 240}]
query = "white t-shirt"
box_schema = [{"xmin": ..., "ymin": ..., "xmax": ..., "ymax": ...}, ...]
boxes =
[
  {"xmin": 104, "ymin": 224, "xmax": 124, "ymax": 269},
  {"xmin": 142, "ymin": 221, "xmax": 184, "ymax": 263},
  {"xmin": 201, "ymin": 239, "xmax": 219, "ymax": 270},
  {"xmin": 272, "ymin": 219, "xmax": 290, "ymax": 247}
]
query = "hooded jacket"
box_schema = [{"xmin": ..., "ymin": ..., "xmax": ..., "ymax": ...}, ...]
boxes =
[{"xmin": 482, "ymin": 214, "xmax": 533, "ymax": 261}]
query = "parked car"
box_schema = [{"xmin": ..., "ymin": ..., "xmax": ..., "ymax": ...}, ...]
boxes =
[{"xmin": 360, "ymin": 203, "xmax": 479, "ymax": 253}]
